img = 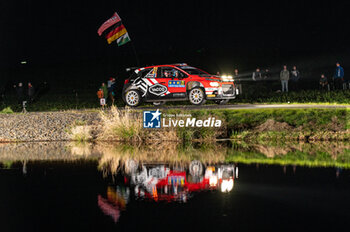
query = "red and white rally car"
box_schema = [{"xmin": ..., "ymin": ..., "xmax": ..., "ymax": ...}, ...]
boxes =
[
  {"xmin": 123, "ymin": 160, "xmax": 238, "ymax": 202},
  {"xmin": 122, "ymin": 63, "xmax": 238, "ymax": 107}
]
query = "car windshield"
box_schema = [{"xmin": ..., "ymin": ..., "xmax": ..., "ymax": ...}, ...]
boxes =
[{"xmin": 177, "ymin": 66, "xmax": 208, "ymax": 75}]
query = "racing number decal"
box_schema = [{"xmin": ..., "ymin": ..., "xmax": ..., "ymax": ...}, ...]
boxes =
[{"xmin": 145, "ymin": 67, "xmax": 158, "ymax": 78}]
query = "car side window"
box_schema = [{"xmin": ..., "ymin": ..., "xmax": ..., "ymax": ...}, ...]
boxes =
[
  {"xmin": 158, "ymin": 67, "xmax": 186, "ymax": 78},
  {"xmin": 140, "ymin": 68, "xmax": 153, "ymax": 78},
  {"xmin": 174, "ymin": 70, "xmax": 186, "ymax": 79}
]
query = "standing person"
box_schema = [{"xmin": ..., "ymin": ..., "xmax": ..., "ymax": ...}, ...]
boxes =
[
  {"xmin": 319, "ymin": 74, "xmax": 328, "ymax": 91},
  {"xmin": 280, "ymin": 65, "xmax": 290, "ymax": 92},
  {"xmin": 97, "ymin": 88, "xmax": 106, "ymax": 109},
  {"xmin": 334, "ymin": 62, "xmax": 344, "ymax": 90},
  {"xmin": 263, "ymin": 69, "xmax": 271, "ymax": 80},
  {"xmin": 108, "ymin": 78, "xmax": 116, "ymax": 105},
  {"xmin": 233, "ymin": 68, "xmax": 242, "ymax": 95},
  {"xmin": 28, "ymin": 82, "xmax": 35, "ymax": 102},
  {"xmin": 107, "ymin": 77, "xmax": 113, "ymax": 89},
  {"xmin": 260, "ymin": 68, "xmax": 271, "ymax": 92},
  {"xmin": 252, "ymin": 68, "xmax": 262, "ymax": 81},
  {"xmin": 290, "ymin": 66, "xmax": 301, "ymax": 91},
  {"xmin": 13, "ymin": 82, "xmax": 24, "ymax": 104},
  {"xmin": 252, "ymin": 68, "xmax": 262, "ymax": 95},
  {"xmin": 101, "ymin": 82, "xmax": 108, "ymax": 104}
]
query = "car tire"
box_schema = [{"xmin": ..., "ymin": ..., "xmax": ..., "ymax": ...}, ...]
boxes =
[
  {"xmin": 125, "ymin": 159, "xmax": 139, "ymax": 175},
  {"xmin": 153, "ymin": 101, "xmax": 165, "ymax": 106},
  {"xmin": 215, "ymin": 99, "xmax": 229, "ymax": 105},
  {"xmin": 189, "ymin": 160, "xmax": 204, "ymax": 177},
  {"xmin": 188, "ymin": 87, "xmax": 206, "ymax": 105},
  {"xmin": 125, "ymin": 89, "xmax": 141, "ymax": 107}
]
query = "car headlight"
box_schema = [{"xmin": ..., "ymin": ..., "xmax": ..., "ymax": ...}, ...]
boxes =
[
  {"xmin": 221, "ymin": 75, "xmax": 233, "ymax": 82},
  {"xmin": 210, "ymin": 82, "xmax": 220, "ymax": 87}
]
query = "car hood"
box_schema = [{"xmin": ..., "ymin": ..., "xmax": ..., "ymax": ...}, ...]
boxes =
[{"xmin": 195, "ymin": 74, "xmax": 223, "ymax": 82}]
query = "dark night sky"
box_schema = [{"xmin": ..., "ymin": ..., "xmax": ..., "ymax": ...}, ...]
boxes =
[{"xmin": 1, "ymin": 0, "xmax": 349, "ymax": 85}]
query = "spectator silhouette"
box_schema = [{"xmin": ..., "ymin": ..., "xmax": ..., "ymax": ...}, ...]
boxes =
[
  {"xmin": 290, "ymin": 66, "xmax": 301, "ymax": 91},
  {"xmin": 319, "ymin": 74, "xmax": 328, "ymax": 91},
  {"xmin": 28, "ymin": 82, "xmax": 35, "ymax": 102},
  {"xmin": 252, "ymin": 68, "xmax": 262, "ymax": 81},
  {"xmin": 263, "ymin": 69, "xmax": 271, "ymax": 80},
  {"xmin": 280, "ymin": 65, "xmax": 290, "ymax": 92},
  {"xmin": 334, "ymin": 62, "xmax": 344, "ymax": 90},
  {"xmin": 13, "ymin": 82, "xmax": 24, "ymax": 104},
  {"xmin": 233, "ymin": 69, "xmax": 242, "ymax": 94}
]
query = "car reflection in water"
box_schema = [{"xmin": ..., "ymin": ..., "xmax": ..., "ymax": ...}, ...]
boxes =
[{"xmin": 98, "ymin": 160, "xmax": 238, "ymax": 223}]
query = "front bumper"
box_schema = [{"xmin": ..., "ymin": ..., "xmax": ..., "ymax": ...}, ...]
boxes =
[
  {"xmin": 205, "ymin": 85, "xmax": 239, "ymax": 100},
  {"xmin": 206, "ymin": 94, "xmax": 236, "ymax": 100}
]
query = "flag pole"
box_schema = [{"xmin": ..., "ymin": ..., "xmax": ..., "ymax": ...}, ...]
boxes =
[{"xmin": 129, "ymin": 40, "xmax": 140, "ymax": 66}]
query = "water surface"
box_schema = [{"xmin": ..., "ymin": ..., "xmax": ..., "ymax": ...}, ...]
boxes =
[{"xmin": 0, "ymin": 141, "xmax": 350, "ymax": 231}]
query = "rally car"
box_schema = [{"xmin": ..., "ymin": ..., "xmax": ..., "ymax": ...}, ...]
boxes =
[
  {"xmin": 122, "ymin": 63, "xmax": 238, "ymax": 107},
  {"xmin": 122, "ymin": 160, "xmax": 238, "ymax": 202}
]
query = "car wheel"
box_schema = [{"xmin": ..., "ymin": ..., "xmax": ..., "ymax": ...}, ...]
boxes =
[
  {"xmin": 188, "ymin": 87, "xmax": 206, "ymax": 105},
  {"xmin": 189, "ymin": 160, "xmax": 204, "ymax": 177},
  {"xmin": 153, "ymin": 101, "xmax": 165, "ymax": 106},
  {"xmin": 125, "ymin": 159, "xmax": 139, "ymax": 175},
  {"xmin": 215, "ymin": 99, "xmax": 229, "ymax": 105},
  {"xmin": 125, "ymin": 89, "xmax": 141, "ymax": 107}
]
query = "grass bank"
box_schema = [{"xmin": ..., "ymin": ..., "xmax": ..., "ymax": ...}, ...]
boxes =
[
  {"xmin": 69, "ymin": 107, "xmax": 350, "ymax": 142},
  {"xmin": 164, "ymin": 107, "xmax": 350, "ymax": 141}
]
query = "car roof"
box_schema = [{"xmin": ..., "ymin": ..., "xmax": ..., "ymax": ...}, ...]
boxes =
[
  {"xmin": 134, "ymin": 63, "xmax": 210, "ymax": 75},
  {"xmin": 135, "ymin": 63, "xmax": 202, "ymax": 72},
  {"xmin": 139, "ymin": 64, "xmax": 183, "ymax": 69}
]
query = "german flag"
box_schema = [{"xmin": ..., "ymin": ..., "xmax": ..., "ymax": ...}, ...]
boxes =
[
  {"xmin": 105, "ymin": 24, "xmax": 127, "ymax": 44},
  {"xmin": 98, "ymin": 11, "xmax": 131, "ymax": 46}
]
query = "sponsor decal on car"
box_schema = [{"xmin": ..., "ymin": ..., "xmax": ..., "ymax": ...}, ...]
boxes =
[
  {"xmin": 168, "ymin": 80, "xmax": 185, "ymax": 87},
  {"xmin": 149, "ymin": 84, "xmax": 168, "ymax": 96}
]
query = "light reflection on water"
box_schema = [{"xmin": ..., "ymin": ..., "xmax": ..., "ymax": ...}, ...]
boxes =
[
  {"xmin": 0, "ymin": 141, "xmax": 350, "ymax": 230},
  {"xmin": 97, "ymin": 161, "xmax": 238, "ymax": 223}
]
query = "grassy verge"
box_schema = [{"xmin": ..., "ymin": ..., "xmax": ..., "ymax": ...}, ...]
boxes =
[
  {"xmin": 165, "ymin": 108, "xmax": 349, "ymax": 141},
  {"xmin": 226, "ymin": 149, "xmax": 350, "ymax": 169},
  {"xmin": 0, "ymin": 107, "xmax": 14, "ymax": 114},
  {"xmin": 68, "ymin": 107, "xmax": 349, "ymax": 142},
  {"xmin": 1, "ymin": 90, "xmax": 350, "ymax": 112}
]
